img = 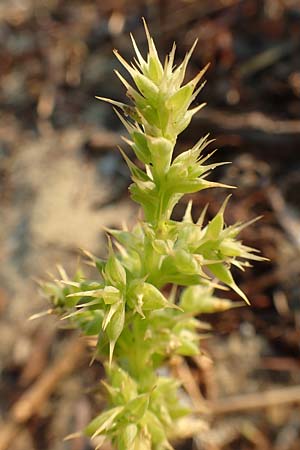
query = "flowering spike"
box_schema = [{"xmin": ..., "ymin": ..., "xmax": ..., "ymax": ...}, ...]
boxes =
[{"xmin": 41, "ymin": 21, "xmax": 265, "ymax": 450}]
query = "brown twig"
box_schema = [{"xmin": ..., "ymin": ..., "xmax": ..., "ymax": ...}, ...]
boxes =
[
  {"xmin": 20, "ymin": 323, "xmax": 57, "ymax": 386},
  {"xmin": 266, "ymin": 185, "xmax": 300, "ymax": 250},
  {"xmin": 208, "ymin": 385, "xmax": 300, "ymax": 415},
  {"xmin": 0, "ymin": 336, "xmax": 86, "ymax": 450},
  {"xmin": 198, "ymin": 108, "xmax": 300, "ymax": 135},
  {"xmin": 170, "ymin": 355, "xmax": 208, "ymax": 413},
  {"xmin": 192, "ymin": 353, "xmax": 219, "ymax": 400}
]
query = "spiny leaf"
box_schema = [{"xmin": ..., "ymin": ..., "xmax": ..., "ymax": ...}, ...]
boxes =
[
  {"xmin": 106, "ymin": 302, "xmax": 125, "ymax": 365},
  {"xmin": 209, "ymin": 263, "xmax": 250, "ymax": 304},
  {"xmin": 85, "ymin": 406, "xmax": 124, "ymax": 438}
]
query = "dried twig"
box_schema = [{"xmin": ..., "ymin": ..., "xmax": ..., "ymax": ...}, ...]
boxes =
[
  {"xmin": 170, "ymin": 355, "xmax": 208, "ymax": 413},
  {"xmin": 266, "ymin": 185, "xmax": 300, "ymax": 249},
  {"xmin": 198, "ymin": 108, "xmax": 300, "ymax": 135},
  {"xmin": 208, "ymin": 385, "xmax": 300, "ymax": 415},
  {"xmin": 192, "ymin": 354, "xmax": 218, "ymax": 400},
  {"xmin": 0, "ymin": 336, "xmax": 86, "ymax": 450}
]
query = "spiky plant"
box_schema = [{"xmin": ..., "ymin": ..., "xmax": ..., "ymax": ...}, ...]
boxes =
[{"xmin": 41, "ymin": 21, "xmax": 264, "ymax": 450}]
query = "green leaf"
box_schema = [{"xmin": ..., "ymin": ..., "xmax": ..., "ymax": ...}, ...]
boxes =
[
  {"xmin": 134, "ymin": 73, "xmax": 159, "ymax": 105},
  {"xmin": 123, "ymin": 392, "xmax": 150, "ymax": 422},
  {"xmin": 118, "ymin": 424, "xmax": 138, "ymax": 450},
  {"xmin": 103, "ymin": 301, "xmax": 121, "ymax": 331},
  {"xmin": 131, "ymin": 281, "xmax": 178, "ymax": 312},
  {"xmin": 102, "ymin": 286, "xmax": 121, "ymax": 305},
  {"xmin": 172, "ymin": 249, "xmax": 198, "ymax": 274},
  {"xmin": 142, "ymin": 411, "xmax": 170, "ymax": 447},
  {"xmin": 133, "ymin": 428, "xmax": 152, "ymax": 450},
  {"xmin": 205, "ymin": 196, "xmax": 231, "ymax": 240},
  {"xmin": 177, "ymin": 336, "xmax": 199, "ymax": 356},
  {"xmin": 105, "ymin": 242, "xmax": 126, "ymax": 288},
  {"xmin": 166, "ymin": 84, "xmax": 193, "ymax": 114},
  {"xmin": 79, "ymin": 311, "xmax": 103, "ymax": 336},
  {"xmin": 180, "ymin": 285, "xmax": 236, "ymax": 314},
  {"xmin": 151, "ymin": 239, "xmax": 173, "ymax": 255},
  {"xmin": 107, "ymin": 365, "xmax": 138, "ymax": 402},
  {"xmin": 206, "ymin": 214, "xmax": 223, "ymax": 240},
  {"xmin": 106, "ymin": 302, "xmax": 125, "ymax": 364},
  {"xmin": 118, "ymin": 147, "xmax": 151, "ymax": 183},
  {"xmin": 146, "ymin": 136, "xmax": 174, "ymax": 175},
  {"xmin": 132, "ymin": 131, "xmax": 152, "ymax": 164},
  {"xmin": 84, "ymin": 406, "xmax": 123, "ymax": 438},
  {"xmin": 147, "ymin": 54, "xmax": 164, "ymax": 84},
  {"xmin": 209, "ymin": 263, "xmax": 249, "ymax": 304}
]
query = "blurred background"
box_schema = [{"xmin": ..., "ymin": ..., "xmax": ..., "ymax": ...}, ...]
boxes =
[{"xmin": 1, "ymin": 0, "xmax": 300, "ymax": 449}]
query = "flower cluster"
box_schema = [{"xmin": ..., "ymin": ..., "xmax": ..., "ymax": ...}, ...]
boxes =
[{"xmin": 42, "ymin": 21, "xmax": 264, "ymax": 450}]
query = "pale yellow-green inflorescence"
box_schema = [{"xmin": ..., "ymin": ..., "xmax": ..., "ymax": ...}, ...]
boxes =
[{"xmin": 41, "ymin": 21, "xmax": 265, "ymax": 450}]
